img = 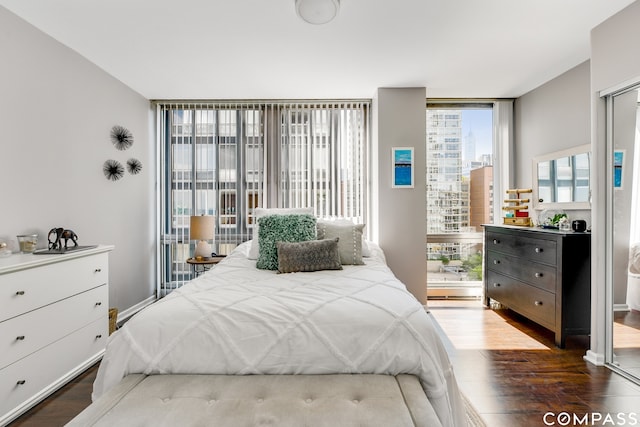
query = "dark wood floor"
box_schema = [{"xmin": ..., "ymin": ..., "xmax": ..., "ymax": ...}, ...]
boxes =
[
  {"xmin": 430, "ymin": 299, "xmax": 640, "ymax": 427},
  {"xmin": 8, "ymin": 363, "xmax": 97, "ymax": 427},
  {"xmin": 8, "ymin": 300, "xmax": 640, "ymax": 427}
]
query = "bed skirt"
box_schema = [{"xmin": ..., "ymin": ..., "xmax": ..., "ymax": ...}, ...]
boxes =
[{"xmin": 67, "ymin": 373, "xmax": 443, "ymax": 426}]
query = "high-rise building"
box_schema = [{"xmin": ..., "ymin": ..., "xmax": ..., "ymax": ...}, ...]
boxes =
[
  {"xmin": 426, "ymin": 109, "xmax": 494, "ymax": 261},
  {"xmin": 470, "ymin": 166, "xmax": 494, "ymax": 230},
  {"xmin": 426, "ymin": 110, "xmax": 468, "ymax": 260},
  {"xmin": 426, "ymin": 110, "xmax": 465, "ymax": 234}
]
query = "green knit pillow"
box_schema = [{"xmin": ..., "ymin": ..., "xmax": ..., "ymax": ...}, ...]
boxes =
[{"xmin": 256, "ymin": 214, "xmax": 317, "ymax": 270}]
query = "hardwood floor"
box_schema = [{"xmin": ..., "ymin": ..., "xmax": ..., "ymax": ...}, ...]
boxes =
[
  {"xmin": 7, "ymin": 300, "xmax": 640, "ymax": 427},
  {"xmin": 429, "ymin": 299, "xmax": 640, "ymax": 427},
  {"xmin": 8, "ymin": 364, "xmax": 97, "ymax": 427}
]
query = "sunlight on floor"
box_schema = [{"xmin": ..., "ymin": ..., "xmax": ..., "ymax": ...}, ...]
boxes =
[
  {"xmin": 613, "ymin": 322, "xmax": 640, "ymax": 348},
  {"xmin": 428, "ymin": 299, "xmax": 549, "ymax": 350}
]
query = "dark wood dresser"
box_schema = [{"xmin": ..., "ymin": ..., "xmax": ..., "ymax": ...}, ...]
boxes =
[{"xmin": 483, "ymin": 224, "xmax": 591, "ymax": 347}]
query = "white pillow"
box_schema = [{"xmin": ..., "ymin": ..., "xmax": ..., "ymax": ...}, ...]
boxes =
[
  {"xmin": 362, "ymin": 239, "xmax": 372, "ymax": 257},
  {"xmin": 316, "ymin": 218, "xmax": 371, "ymax": 257},
  {"xmin": 248, "ymin": 207, "xmax": 314, "ymax": 259},
  {"xmin": 316, "ymin": 219, "xmax": 367, "ymax": 265}
]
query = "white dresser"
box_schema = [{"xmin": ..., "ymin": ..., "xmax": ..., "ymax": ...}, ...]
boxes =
[{"xmin": 0, "ymin": 245, "xmax": 113, "ymax": 426}]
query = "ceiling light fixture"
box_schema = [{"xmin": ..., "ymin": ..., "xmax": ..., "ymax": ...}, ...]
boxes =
[{"xmin": 295, "ymin": 0, "xmax": 340, "ymax": 25}]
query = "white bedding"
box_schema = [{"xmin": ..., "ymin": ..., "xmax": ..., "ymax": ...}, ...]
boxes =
[{"xmin": 93, "ymin": 241, "xmax": 466, "ymax": 426}]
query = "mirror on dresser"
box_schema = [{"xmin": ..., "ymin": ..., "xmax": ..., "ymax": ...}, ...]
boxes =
[
  {"xmin": 532, "ymin": 144, "xmax": 591, "ymax": 211},
  {"xmin": 603, "ymin": 80, "xmax": 640, "ymax": 383}
]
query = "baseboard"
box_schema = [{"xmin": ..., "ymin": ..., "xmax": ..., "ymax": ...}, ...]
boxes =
[
  {"xmin": 583, "ymin": 350, "xmax": 605, "ymax": 366},
  {"xmin": 116, "ymin": 295, "xmax": 157, "ymax": 325},
  {"xmin": 614, "ymin": 303, "xmax": 630, "ymax": 312}
]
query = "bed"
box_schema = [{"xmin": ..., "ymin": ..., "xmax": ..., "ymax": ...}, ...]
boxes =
[{"xmin": 86, "ymin": 218, "xmax": 466, "ymax": 426}]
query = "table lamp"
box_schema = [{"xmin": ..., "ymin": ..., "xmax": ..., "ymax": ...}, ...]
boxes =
[{"xmin": 190, "ymin": 215, "xmax": 215, "ymax": 259}]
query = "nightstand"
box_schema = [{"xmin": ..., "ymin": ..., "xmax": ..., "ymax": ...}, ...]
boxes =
[{"xmin": 186, "ymin": 256, "xmax": 226, "ymax": 277}]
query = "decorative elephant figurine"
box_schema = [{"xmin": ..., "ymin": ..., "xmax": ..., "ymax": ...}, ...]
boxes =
[{"xmin": 48, "ymin": 227, "xmax": 79, "ymax": 250}]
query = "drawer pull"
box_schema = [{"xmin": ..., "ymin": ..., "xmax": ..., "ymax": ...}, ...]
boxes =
[
  {"xmin": 15, "ymin": 291, "xmax": 25, "ymax": 296},
  {"xmin": 493, "ymin": 239, "xmax": 500, "ymax": 245},
  {"xmin": 493, "ymin": 260, "xmax": 500, "ymax": 265},
  {"xmin": 493, "ymin": 283, "xmax": 501, "ymax": 287},
  {"xmin": 535, "ymin": 247, "xmax": 543, "ymax": 253},
  {"xmin": 16, "ymin": 336, "xmax": 25, "ymax": 341},
  {"xmin": 95, "ymin": 268, "xmax": 102, "ymax": 273},
  {"xmin": 96, "ymin": 334, "xmax": 103, "ymax": 339},
  {"xmin": 534, "ymin": 301, "xmax": 543, "ymax": 306},
  {"xmin": 16, "ymin": 380, "xmax": 26, "ymax": 385},
  {"xmin": 95, "ymin": 302, "xmax": 102, "ymax": 306},
  {"xmin": 534, "ymin": 272, "xmax": 543, "ymax": 278}
]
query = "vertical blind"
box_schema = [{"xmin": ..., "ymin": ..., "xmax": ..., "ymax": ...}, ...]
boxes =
[{"xmin": 157, "ymin": 100, "xmax": 370, "ymax": 294}]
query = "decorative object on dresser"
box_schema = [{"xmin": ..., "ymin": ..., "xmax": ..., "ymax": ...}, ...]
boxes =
[
  {"xmin": 34, "ymin": 227, "xmax": 96, "ymax": 255},
  {"xmin": 484, "ymin": 225, "xmax": 590, "ymax": 348},
  {"xmin": 47, "ymin": 227, "xmax": 78, "ymax": 250},
  {"xmin": 0, "ymin": 241, "xmax": 10, "ymax": 258},
  {"xmin": 572, "ymin": 219, "xmax": 587, "ymax": 232},
  {"xmin": 538, "ymin": 210, "xmax": 568, "ymax": 229},
  {"xmin": 502, "ymin": 188, "xmax": 533, "ymax": 226},
  {"xmin": 0, "ymin": 245, "xmax": 113, "ymax": 426},
  {"xmin": 16, "ymin": 234, "xmax": 38, "ymax": 254}
]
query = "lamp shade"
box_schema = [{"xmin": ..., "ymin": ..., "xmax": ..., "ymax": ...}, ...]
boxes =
[
  {"xmin": 190, "ymin": 215, "xmax": 215, "ymax": 241},
  {"xmin": 295, "ymin": 0, "xmax": 340, "ymax": 25},
  {"xmin": 190, "ymin": 215, "xmax": 215, "ymax": 258}
]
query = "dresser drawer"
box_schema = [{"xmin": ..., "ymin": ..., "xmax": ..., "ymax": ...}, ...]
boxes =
[
  {"xmin": 0, "ymin": 253, "xmax": 108, "ymax": 322},
  {"xmin": 486, "ymin": 231, "xmax": 557, "ymax": 265},
  {"xmin": 0, "ymin": 317, "xmax": 107, "ymax": 419},
  {"xmin": 0, "ymin": 285, "xmax": 107, "ymax": 370},
  {"xmin": 487, "ymin": 270, "xmax": 555, "ymax": 329},
  {"xmin": 486, "ymin": 251, "xmax": 556, "ymax": 293}
]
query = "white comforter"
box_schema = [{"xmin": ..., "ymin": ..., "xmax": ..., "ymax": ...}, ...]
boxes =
[{"xmin": 93, "ymin": 242, "xmax": 466, "ymax": 426}]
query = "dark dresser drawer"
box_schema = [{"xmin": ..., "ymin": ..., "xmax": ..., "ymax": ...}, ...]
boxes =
[
  {"xmin": 486, "ymin": 230, "xmax": 557, "ymax": 266},
  {"xmin": 486, "ymin": 250, "xmax": 556, "ymax": 293},
  {"xmin": 486, "ymin": 271, "xmax": 555, "ymax": 329}
]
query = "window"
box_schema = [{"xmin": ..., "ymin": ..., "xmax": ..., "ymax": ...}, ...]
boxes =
[
  {"xmin": 157, "ymin": 101, "xmax": 369, "ymax": 295},
  {"xmin": 426, "ymin": 102, "xmax": 504, "ymax": 298}
]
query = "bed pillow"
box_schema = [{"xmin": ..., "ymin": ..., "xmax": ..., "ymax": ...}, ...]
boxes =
[
  {"xmin": 361, "ymin": 239, "xmax": 372, "ymax": 257},
  {"xmin": 316, "ymin": 219, "xmax": 365, "ymax": 265},
  {"xmin": 248, "ymin": 207, "xmax": 314, "ymax": 260},
  {"xmin": 276, "ymin": 238, "xmax": 343, "ymax": 273},
  {"xmin": 256, "ymin": 214, "xmax": 317, "ymax": 270}
]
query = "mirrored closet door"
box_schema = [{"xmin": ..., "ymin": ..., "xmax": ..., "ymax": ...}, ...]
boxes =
[{"xmin": 605, "ymin": 81, "xmax": 640, "ymax": 382}]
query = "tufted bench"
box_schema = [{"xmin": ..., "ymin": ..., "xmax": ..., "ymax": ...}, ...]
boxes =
[{"xmin": 67, "ymin": 374, "xmax": 441, "ymax": 426}]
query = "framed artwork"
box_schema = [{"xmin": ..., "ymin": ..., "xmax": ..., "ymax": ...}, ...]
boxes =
[
  {"xmin": 392, "ymin": 147, "xmax": 414, "ymax": 188},
  {"xmin": 614, "ymin": 150, "xmax": 624, "ymax": 189}
]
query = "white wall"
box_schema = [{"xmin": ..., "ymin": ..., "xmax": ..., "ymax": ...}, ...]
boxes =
[
  {"xmin": 514, "ymin": 60, "xmax": 592, "ymax": 225},
  {"xmin": 372, "ymin": 88, "xmax": 427, "ymax": 304},
  {"xmin": 588, "ymin": 0, "xmax": 640, "ymax": 364},
  {"xmin": 0, "ymin": 7, "xmax": 156, "ymax": 313}
]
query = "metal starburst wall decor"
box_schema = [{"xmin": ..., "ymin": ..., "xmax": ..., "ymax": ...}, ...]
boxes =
[
  {"xmin": 103, "ymin": 159, "xmax": 125, "ymax": 181},
  {"xmin": 104, "ymin": 125, "xmax": 143, "ymax": 181},
  {"xmin": 110, "ymin": 125, "xmax": 134, "ymax": 151},
  {"xmin": 126, "ymin": 158, "xmax": 142, "ymax": 175}
]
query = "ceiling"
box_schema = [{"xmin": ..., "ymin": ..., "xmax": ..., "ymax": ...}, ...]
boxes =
[{"xmin": 0, "ymin": 0, "xmax": 635, "ymax": 100}]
